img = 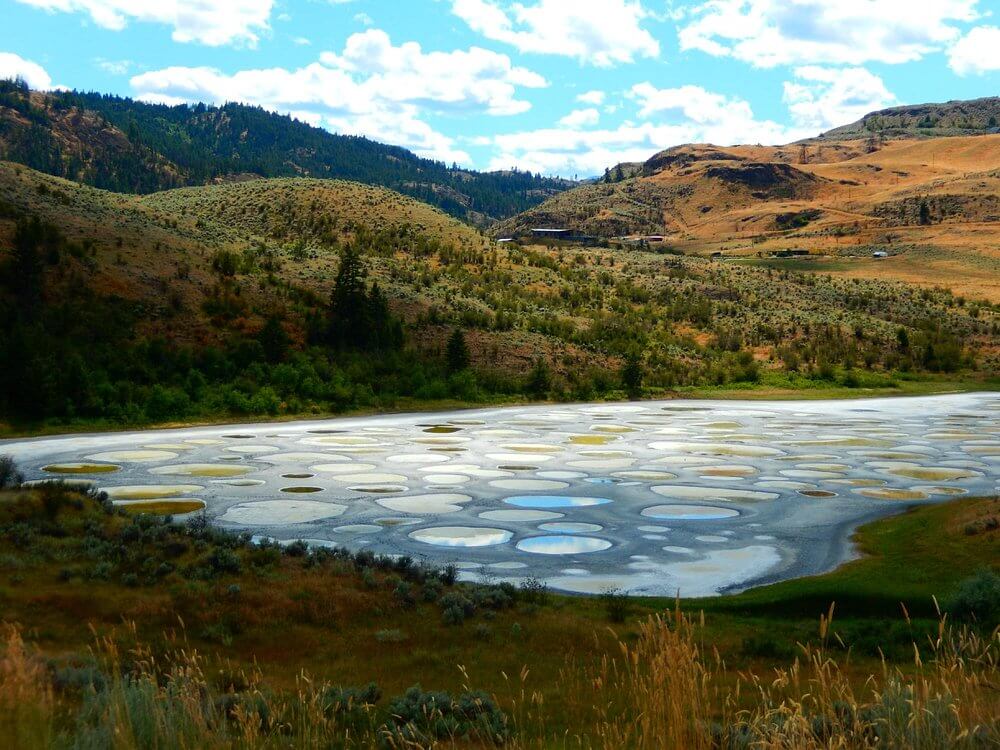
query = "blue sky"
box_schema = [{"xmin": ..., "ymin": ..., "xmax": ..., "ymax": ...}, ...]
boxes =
[{"xmin": 1, "ymin": 0, "xmax": 998, "ymax": 177}]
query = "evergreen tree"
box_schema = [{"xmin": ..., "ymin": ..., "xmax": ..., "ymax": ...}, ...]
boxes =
[
  {"xmin": 327, "ymin": 246, "xmax": 402, "ymax": 351},
  {"xmin": 259, "ymin": 316, "xmax": 289, "ymax": 363},
  {"xmin": 526, "ymin": 358, "xmax": 551, "ymax": 399},
  {"xmin": 621, "ymin": 352, "xmax": 644, "ymax": 399},
  {"xmin": 919, "ymin": 199, "xmax": 931, "ymax": 225},
  {"xmin": 327, "ymin": 245, "xmax": 369, "ymax": 349},
  {"xmin": 446, "ymin": 327, "xmax": 470, "ymax": 374}
]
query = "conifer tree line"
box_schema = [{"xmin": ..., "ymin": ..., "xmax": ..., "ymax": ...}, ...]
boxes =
[{"xmin": 0, "ymin": 78, "xmax": 571, "ymax": 223}]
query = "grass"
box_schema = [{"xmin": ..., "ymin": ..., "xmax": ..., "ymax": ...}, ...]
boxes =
[{"xmin": 0, "ymin": 478, "xmax": 997, "ymax": 747}]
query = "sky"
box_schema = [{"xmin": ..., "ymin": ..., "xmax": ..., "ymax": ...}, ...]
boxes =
[{"xmin": 1, "ymin": 0, "xmax": 998, "ymax": 178}]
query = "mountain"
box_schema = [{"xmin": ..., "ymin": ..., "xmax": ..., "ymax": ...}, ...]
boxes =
[
  {"xmin": 494, "ymin": 98, "xmax": 1000, "ymax": 303},
  {"xmin": 0, "ymin": 78, "xmax": 574, "ymax": 226},
  {"xmin": 813, "ymin": 96, "xmax": 1000, "ymax": 141}
]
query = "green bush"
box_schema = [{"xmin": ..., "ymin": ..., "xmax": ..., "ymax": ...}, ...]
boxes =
[
  {"xmin": 945, "ymin": 569, "xmax": 1000, "ymax": 623},
  {"xmin": 384, "ymin": 686, "xmax": 510, "ymax": 744}
]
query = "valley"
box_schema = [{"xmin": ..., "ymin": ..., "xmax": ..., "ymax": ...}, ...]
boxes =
[{"xmin": 0, "ymin": 81, "xmax": 997, "ymax": 749}]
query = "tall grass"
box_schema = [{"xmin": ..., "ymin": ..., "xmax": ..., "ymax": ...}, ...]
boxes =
[
  {"xmin": 504, "ymin": 603, "xmax": 998, "ymax": 749},
  {"xmin": 2, "ymin": 606, "xmax": 997, "ymax": 749}
]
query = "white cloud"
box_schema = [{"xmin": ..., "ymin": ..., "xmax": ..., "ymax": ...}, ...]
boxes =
[
  {"xmin": 949, "ymin": 26, "xmax": 1000, "ymax": 75},
  {"xmin": 677, "ymin": 0, "xmax": 979, "ymax": 67},
  {"xmin": 0, "ymin": 51, "xmax": 53, "ymax": 89},
  {"xmin": 576, "ymin": 89, "xmax": 606, "ymax": 105},
  {"xmin": 488, "ymin": 83, "xmax": 816, "ymax": 176},
  {"xmin": 452, "ymin": 0, "xmax": 659, "ymax": 66},
  {"xmin": 95, "ymin": 57, "xmax": 131, "ymax": 75},
  {"xmin": 629, "ymin": 82, "xmax": 805, "ymax": 143},
  {"xmin": 129, "ymin": 30, "xmax": 547, "ymax": 165},
  {"xmin": 318, "ymin": 29, "xmax": 546, "ymax": 116},
  {"xmin": 559, "ymin": 107, "xmax": 600, "ymax": 128},
  {"xmin": 14, "ymin": 0, "xmax": 274, "ymax": 47},
  {"xmin": 783, "ymin": 66, "xmax": 896, "ymax": 131}
]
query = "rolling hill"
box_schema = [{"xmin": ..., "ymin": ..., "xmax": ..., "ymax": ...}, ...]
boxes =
[{"xmin": 0, "ymin": 79, "xmax": 574, "ymax": 226}]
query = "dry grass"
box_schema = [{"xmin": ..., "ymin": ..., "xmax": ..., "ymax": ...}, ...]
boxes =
[
  {"xmin": 503, "ymin": 604, "xmax": 1000, "ymax": 749},
  {"xmin": 3, "ymin": 608, "xmax": 997, "ymax": 749}
]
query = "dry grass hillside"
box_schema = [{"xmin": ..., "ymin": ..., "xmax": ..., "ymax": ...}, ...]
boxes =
[
  {"xmin": 497, "ymin": 134, "xmax": 1000, "ymax": 303},
  {"xmin": 139, "ymin": 178, "xmax": 485, "ymax": 249}
]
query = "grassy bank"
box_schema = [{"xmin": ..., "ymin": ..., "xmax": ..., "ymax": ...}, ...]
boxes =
[{"xmin": 0, "ymin": 478, "xmax": 997, "ymax": 747}]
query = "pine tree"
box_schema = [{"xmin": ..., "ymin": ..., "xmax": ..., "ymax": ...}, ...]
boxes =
[
  {"xmin": 446, "ymin": 327, "xmax": 470, "ymax": 374},
  {"xmin": 259, "ymin": 316, "xmax": 289, "ymax": 363},
  {"xmin": 526, "ymin": 358, "xmax": 551, "ymax": 398},
  {"xmin": 919, "ymin": 199, "xmax": 931, "ymax": 225},
  {"xmin": 327, "ymin": 245, "xmax": 368, "ymax": 349},
  {"xmin": 621, "ymin": 352, "xmax": 644, "ymax": 399}
]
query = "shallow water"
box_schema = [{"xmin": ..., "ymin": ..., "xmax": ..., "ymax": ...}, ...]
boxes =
[{"xmin": 5, "ymin": 393, "xmax": 997, "ymax": 597}]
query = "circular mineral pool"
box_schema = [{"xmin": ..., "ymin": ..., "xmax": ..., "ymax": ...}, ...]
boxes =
[
  {"xmin": 409, "ymin": 526, "xmax": 513, "ymax": 547},
  {"xmin": 516, "ymin": 535, "xmax": 612, "ymax": 554},
  {"xmin": 503, "ymin": 495, "xmax": 612, "ymax": 509},
  {"xmin": 43, "ymin": 463, "xmax": 121, "ymax": 474},
  {"xmin": 220, "ymin": 500, "xmax": 347, "ymax": 525},
  {"xmin": 641, "ymin": 504, "xmax": 740, "ymax": 520},
  {"xmin": 377, "ymin": 494, "xmax": 471, "ymax": 514}
]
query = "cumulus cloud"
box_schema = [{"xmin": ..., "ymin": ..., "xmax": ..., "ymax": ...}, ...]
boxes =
[
  {"xmin": 14, "ymin": 0, "xmax": 274, "ymax": 47},
  {"xmin": 0, "ymin": 51, "xmax": 53, "ymax": 89},
  {"xmin": 576, "ymin": 90, "xmax": 606, "ymax": 105},
  {"xmin": 949, "ymin": 26, "xmax": 1000, "ymax": 75},
  {"xmin": 451, "ymin": 0, "xmax": 659, "ymax": 66},
  {"xmin": 783, "ymin": 66, "xmax": 896, "ymax": 131},
  {"xmin": 559, "ymin": 108, "xmax": 600, "ymax": 128},
  {"xmin": 677, "ymin": 0, "xmax": 979, "ymax": 67},
  {"xmin": 129, "ymin": 30, "xmax": 547, "ymax": 164},
  {"xmin": 488, "ymin": 83, "xmax": 816, "ymax": 176},
  {"xmin": 629, "ymin": 82, "xmax": 805, "ymax": 143}
]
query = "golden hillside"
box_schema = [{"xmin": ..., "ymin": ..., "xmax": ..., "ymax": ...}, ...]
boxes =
[{"xmin": 497, "ymin": 135, "xmax": 1000, "ymax": 302}]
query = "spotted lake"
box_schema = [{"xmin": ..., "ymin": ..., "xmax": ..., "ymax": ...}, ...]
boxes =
[{"xmin": 4, "ymin": 394, "xmax": 997, "ymax": 597}]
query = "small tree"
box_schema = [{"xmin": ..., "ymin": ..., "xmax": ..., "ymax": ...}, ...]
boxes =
[
  {"xmin": 259, "ymin": 315, "xmax": 289, "ymax": 363},
  {"xmin": 918, "ymin": 199, "xmax": 931, "ymax": 226},
  {"xmin": 621, "ymin": 352, "xmax": 644, "ymax": 399},
  {"xmin": 525, "ymin": 358, "xmax": 551, "ymax": 399},
  {"xmin": 446, "ymin": 327, "xmax": 470, "ymax": 374}
]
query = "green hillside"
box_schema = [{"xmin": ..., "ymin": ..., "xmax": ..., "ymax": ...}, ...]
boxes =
[{"xmin": 0, "ymin": 79, "xmax": 573, "ymax": 225}]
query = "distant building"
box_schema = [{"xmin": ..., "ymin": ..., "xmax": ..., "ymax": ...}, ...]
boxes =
[{"xmin": 528, "ymin": 227, "xmax": 598, "ymax": 245}]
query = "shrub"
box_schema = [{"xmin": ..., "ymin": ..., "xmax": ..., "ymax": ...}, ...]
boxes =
[
  {"xmin": 945, "ymin": 569, "xmax": 1000, "ymax": 623},
  {"xmin": 384, "ymin": 686, "xmax": 510, "ymax": 744},
  {"xmin": 519, "ymin": 577, "xmax": 549, "ymax": 606},
  {"xmin": 0, "ymin": 455, "xmax": 23, "ymax": 489},
  {"xmin": 600, "ymin": 587, "xmax": 631, "ymax": 623},
  {"xmin": 442, "ymin": 605, "xmax": 466, "ymax": 626},
  {"xmin": 375, "ymin": 629, "xmax": 407, "ymax": 643}
]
